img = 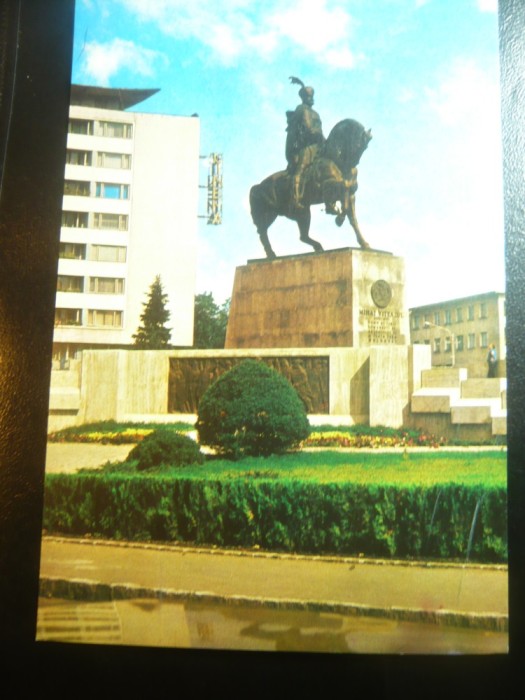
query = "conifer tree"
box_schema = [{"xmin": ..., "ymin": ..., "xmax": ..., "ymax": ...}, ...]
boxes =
[{"xmin": 133, "ymin": 275, "xmax": 172, "ymax": 348}]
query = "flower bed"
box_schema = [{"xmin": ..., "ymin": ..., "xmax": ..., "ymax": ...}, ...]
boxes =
[
  {"xmin": 49, "ymin": 428, "xmax": 154, "ymax": 444},
  {"xmin": 303, "ymin": 430, "xmax": 446, "ymax": 449}
]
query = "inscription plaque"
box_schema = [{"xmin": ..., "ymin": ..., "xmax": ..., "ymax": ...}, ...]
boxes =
[{"xmin": 359, "ymin": 307, "xmax": 404, "ymax": 344}]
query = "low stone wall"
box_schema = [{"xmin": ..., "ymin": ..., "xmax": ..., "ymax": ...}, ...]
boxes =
[{"xmin": 48, "ymin": 345, "xmax": 431, "ymax": 432}]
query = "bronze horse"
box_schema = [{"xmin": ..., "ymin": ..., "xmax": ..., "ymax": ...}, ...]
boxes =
[{"xmin": 250, "ymin": 119, "xmax": 372, "ymax": 259}]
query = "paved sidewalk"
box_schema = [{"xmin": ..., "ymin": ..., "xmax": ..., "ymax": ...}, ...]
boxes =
[
  {"xmin": 39, "ymin": 536, "xmax": 508, "ymax": 631},
  {"xmin": 45, "ymin": 443, "xmax": 133, "ymax": 473}
]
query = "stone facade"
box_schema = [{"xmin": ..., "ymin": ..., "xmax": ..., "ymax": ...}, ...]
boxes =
[{"xmin": 225, "ymin": 248, "xmax": 409, "ymax": 349}]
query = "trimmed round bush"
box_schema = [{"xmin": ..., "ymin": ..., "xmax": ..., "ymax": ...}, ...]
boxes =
[
  {"xmin": 196, "ymin": 359, "xmax": 310, "ymax": 459},
  {"xmin": 127, "ymin": 430, "xmax": 204, "ymax": 471}
]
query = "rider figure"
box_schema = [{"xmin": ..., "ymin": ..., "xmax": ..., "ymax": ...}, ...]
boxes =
[{"xmin": 286, "ymin": 77, "xmax": 325, "ymax": 212}]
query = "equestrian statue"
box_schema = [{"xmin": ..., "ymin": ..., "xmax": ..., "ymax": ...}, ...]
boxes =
[{"xmin": 250, "ymin": 76, "xmax": 372, "ymax": 259}]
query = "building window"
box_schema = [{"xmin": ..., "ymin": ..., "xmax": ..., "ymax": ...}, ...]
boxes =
[
  {"xmin": 59, "ymin": 242, "xmax": 86, "ymax": 260},
  {"xmin": 87, "ymin": 309, "xmax": 123, "ymax": 327},
  {"xmin": 57, "ymin": 275, "xmax": 84, "ymax": 293},
  {"xmin": 68, "ymin": 119, "xmax": 94, "ymax": 135},
  {"xmin": 89, "ymin": 245, "xmax": 127, "ymax": 263},
  {"xmin": 412, "ymin": 315, "xmax": 419, "ymax": 330},
  {"xmin": 95, "ymin": 182, "xmax": 130, "ymax": 200},
  {"xmin": 55, "ymin": 308, "xmax": 82, "ymax": 326},
  {"xmin": 444, "ymin": 309, "xmax": 452, "ymax": 325},
  {"xmin": 433, "ymin": 338, "xmax": 441, "ymax": 353},
  {"xmin": 93, "ymin": 213, "xmax": 128, "ymax": 231},
  {"xmin": 62, "ymin": 211, "xmax": 89, "ymax": 228},
  {"xmin": 456, "ymin": 307, "xmax": 463, "ymax": 323},
  {"xmin": 467, "ymin": 305, "xmax": 475, "ymax": 321},
  {"xmin": 433, "ymin": 311, "xmax": 440, "ymax": 325},
  {"xmin": 480, "ymin": 332, "xmax": 488, "ymax": 348},
  {"xmin": 64, "ymin": 179, "xmax": 90, "ymax": 196},
  {"xmin": 89, "ymin": 277, "xmax": 125, "ymax": 294},
  {"xmin": 96, "ymin": 152, "xmax": 131, "ymax": 169},
  {"xmin": 95, "ymin": 121, "xmax": 133, "ymax": 139},
  {"xmin": 444, "ymin": 336, "xmax": 452, "ymax": 353},
  {"xmin": 467, "ymin": 333, "xmax": 476, "ymax": 350},
  {"xmin": 480, "ymin": 303, "xmax": 488, "ymax": 319},
  {"xmin": 456, "ymin": 335, "xmax": 464, "ymax": 351},
  {"xmin": 66, "ymin": 149, "xmax": 92, "ymax": 166}
]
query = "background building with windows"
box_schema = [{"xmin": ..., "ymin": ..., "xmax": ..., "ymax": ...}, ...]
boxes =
[
  {"xmin": 53, "ymin": 84, "xmax": 200, "ymax": 364},
  {"xmin": 409, "ymin": 291, "xmax": 506, "ymax": 377}
]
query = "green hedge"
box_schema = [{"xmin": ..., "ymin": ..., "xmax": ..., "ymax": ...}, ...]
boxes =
[{"xmin": 42, "ymin": 473, "xmax": 507, "ymax": 563}]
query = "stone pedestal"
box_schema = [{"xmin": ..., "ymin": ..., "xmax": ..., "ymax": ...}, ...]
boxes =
[{"xmin": 225, "ymin": 247, "xmax": 409, "ymax": 349}]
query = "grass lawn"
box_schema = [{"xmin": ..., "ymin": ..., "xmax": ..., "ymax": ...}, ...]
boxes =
[{"xmin": 97, "ymin": 449, "xmax": 507, "ymax": 489}]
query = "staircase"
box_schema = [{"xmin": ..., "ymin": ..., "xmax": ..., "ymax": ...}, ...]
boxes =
[{"xmin": 410, "ymin": 368, "xmax": 506, "ymax": 441}]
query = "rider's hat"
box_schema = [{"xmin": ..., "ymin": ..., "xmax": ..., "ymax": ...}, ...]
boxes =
[{"xmin": 289, "ymin": 76, "xmax": 314, "ymax": 101}]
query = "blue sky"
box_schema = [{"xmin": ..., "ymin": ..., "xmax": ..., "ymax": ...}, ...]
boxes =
[{"xmin": 73, "ymin": 0, "xmax": 503, "ymax": 307}]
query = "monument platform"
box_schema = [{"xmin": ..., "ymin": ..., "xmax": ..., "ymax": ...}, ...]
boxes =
[{"xmin": 224, "ymin": 247, "xmax": 409, "ymax": 349}]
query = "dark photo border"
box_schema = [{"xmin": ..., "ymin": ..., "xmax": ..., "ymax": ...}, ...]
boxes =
[{"xmin": 1, "ymin": 0, "xmax": 523, "ymax": 694}]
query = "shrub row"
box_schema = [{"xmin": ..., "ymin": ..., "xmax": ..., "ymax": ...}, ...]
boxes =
[{"xmin": 42, "ymin": 474, "xmax": 507, "ymax": 563}]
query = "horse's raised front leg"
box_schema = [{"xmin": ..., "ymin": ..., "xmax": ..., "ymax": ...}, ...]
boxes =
[
  {"xmin": 297, "ymin": 208, "xmax": 323, "ymax": 253},
  {"xmin": 344, "ymin": 192, "xmax": 369, "ymax": 249}
]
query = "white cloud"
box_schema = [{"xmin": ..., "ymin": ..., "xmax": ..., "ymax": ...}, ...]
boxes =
[
  {"xmin": 83, "ymin": 38, "xmax": 168, "ymax": 86},
  {"xmin": 116, "ymin": 0, "xmax": 360, "ymax": 68},
  {"xmin": 270, "ymin": 0, "xmax": 351, "ymax": 54},
  {"xmin": 324, "ymin": 46, "xmax": 360, "ymax": 69},
  {"xmin": 426, "ymin": 59, "xmax": 500, "ymax": 130},
  {"xmin": 405, "ymin": 60, "xmax": 505, "ymax": 303},
  {"xmin": 477, "ymin": 0, "xmax": 498, "ymax": 12}
]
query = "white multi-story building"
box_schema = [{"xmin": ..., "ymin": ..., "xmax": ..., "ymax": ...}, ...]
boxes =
[{"xmin": 53, "ymin": 84, "xmax": 200, "ymax": 363}]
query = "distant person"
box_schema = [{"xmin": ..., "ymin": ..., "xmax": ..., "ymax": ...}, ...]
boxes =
[{"xmin": 487, "ymin": 343, "xmax": 498, "ymax": 378}]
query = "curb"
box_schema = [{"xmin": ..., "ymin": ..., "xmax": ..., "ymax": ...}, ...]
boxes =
[
  {"xmin": 41, "ymin": 536, "xmax": 509, "ymax": 571},
  {"xmin": 39, "ymin": 576, "xmax": 508, "ymax": 633}
]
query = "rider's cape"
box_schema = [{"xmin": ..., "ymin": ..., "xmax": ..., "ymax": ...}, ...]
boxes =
[{"xmin": 286, "ymin": 105, "xmax": 324, "ymax": 167}]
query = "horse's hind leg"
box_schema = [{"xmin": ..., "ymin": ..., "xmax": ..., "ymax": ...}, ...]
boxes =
[
  {"xmin": 258, "ymin": 224, "xmax": 277, "ymax": 259},
  {"xmin": 298, "ymin": 209, "xmax": 323, "ymax": 253},
  {"xmin": 250, "ymin": 185, "xmax": 278, "ymax": 259}
]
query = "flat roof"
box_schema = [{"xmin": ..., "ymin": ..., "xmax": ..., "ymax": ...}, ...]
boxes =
[
  {"xmin": 70, "ymin": 84, "xmax": 160, "ymax": 110},
  {"xmin": 409, "ymin": 291, "xmax": 505, "ymax": 312}
]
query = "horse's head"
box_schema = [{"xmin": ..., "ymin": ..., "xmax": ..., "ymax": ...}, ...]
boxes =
[{"xmin": 325, "ymin": 119, "xmax": 372, "ymax": 169}]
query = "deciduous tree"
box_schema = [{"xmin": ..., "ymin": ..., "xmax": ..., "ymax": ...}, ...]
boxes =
[{"xmin": 193, "ymin": 292, "xmax": 230, "ymax": 348}]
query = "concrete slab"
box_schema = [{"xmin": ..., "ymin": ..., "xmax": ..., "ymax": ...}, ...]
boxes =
[
  {"xmin": 411, "ymin": 388, "xmax": 460, "ymax": 413},
  {"xmin": 421, "ymin": 367, "xmax": 468, "ymax": 388},
  {"xmin": 461, "ymin": 378, "xmax": 507, "ymax": 399}
]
